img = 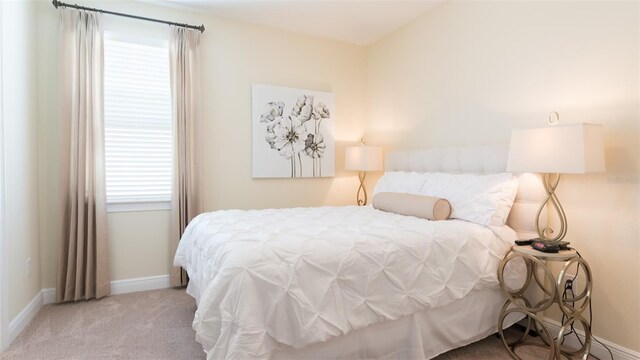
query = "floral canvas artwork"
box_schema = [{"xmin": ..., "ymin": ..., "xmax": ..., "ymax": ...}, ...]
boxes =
[{"xmin": 252, "ymin": 84, "xmax": 335, "ymax": 178}]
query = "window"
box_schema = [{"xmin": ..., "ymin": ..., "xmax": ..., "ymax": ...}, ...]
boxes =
[{"xmin": 104, "ymin": 34, "xmax": 172, "ymax": 210}]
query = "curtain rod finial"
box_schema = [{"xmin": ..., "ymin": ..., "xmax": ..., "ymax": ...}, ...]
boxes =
[{"xmin": 52, "ymin": 0, "xmax": 59, "ymax": 8}]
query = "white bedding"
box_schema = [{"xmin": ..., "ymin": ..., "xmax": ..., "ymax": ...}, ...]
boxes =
[{"xmin": 174, "ymin": 205, "xmax": 521, "ymax": 359}]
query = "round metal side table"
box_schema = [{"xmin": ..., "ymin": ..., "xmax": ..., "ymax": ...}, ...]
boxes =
[{"xmin": 497, "ymin": 245, "xmax": 593, "ymax": 360}]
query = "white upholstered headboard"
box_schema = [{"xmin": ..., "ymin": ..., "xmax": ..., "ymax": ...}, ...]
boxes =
[{"xmin": 385, "ymin": 144, "xmax": 546, "ymax": 240}]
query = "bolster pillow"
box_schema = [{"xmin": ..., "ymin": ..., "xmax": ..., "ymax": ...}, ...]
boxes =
[{"xmin": 372, "ymin": 192, "xmax": 452, "ymax": 221}]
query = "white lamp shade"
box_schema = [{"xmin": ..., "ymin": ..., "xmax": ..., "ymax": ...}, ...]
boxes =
[
  {"xmin": 345, "ymin": 145, "xmax": 383, "ymax": 171},
  {"xmin": 507, "ymin": 123, "xmax": 605, "ymax": 174}
]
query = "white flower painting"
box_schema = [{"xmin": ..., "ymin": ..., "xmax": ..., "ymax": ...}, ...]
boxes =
[{"xmin": 252, "ymin": 84, "xmax": 335, "ymax": 178}]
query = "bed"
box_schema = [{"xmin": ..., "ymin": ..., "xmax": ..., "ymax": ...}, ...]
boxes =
[{"xmin": 174, "ymin": 144, "xmax": 546, "ymax": 359}]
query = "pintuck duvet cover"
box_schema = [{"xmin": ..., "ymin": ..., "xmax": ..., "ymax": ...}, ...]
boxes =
[{"xmin": 174, "ymin": 205, "xmax": 521, "ymax": 360}]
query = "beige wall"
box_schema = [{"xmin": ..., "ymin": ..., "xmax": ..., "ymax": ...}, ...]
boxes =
[
  {"xmin": 0, "ymin": 1, "xmax": 5, "ymax": 347},
  {"xmin": 107, "ymin": 211, "xmax": 170, "ymax": 281},
  {"xmin": 366, "ymin": 0, "xmax": 639, "ymax": 351},
  {"xmin": 36, "ymin": 1, "xmax": 367, "ymax": 288},
  {"xmin": 2, "ymin": 0, "xmax": 42, "ymax": 320}
]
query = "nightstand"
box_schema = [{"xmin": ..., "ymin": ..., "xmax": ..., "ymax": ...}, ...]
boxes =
[{"xmin": 497, "ymin": 245, "xmax": 593, "ymax": 360}]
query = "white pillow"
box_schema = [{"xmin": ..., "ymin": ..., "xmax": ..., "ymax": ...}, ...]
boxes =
[
  {"xmin": 419, "ymin": 172, "xmax": 519, "ymax": 226},
  {"xmin": 373, "ymin": 171, "xmax": 430, "ymax": 196},
  {"xmin": 373, "ymin": 171, "xmax": 519, "ymax": 226}
]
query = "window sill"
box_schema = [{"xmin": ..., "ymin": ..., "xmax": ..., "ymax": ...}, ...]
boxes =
[{"xmin": 107, "ymin": 201, "xmax": 171, "ymax": 213}]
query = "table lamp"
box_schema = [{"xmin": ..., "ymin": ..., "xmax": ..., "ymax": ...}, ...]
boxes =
[
  {"xmin": 507, "ymin": 123, "xmax": 605, "ymax": 243},
  {"xmin": 345, "ymin": 139, "xmax": 383, "ymax": 206}
]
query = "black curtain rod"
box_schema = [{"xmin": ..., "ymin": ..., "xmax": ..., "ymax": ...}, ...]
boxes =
[{"xmin": 52, "ymin": 0, "xmax": 205, "ymax": 33}]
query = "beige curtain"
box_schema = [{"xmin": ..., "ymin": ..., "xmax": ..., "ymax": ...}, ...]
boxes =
[
  {"xmin": 56, "ymin": 9, "xmax": 110, "ymax": 302},
  {"xmin": 169, "ymin": 27, "xmax": 203, "ymax": 287}
]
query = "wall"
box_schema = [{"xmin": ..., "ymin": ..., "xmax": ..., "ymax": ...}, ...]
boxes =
[
  {"xmin": 366, "ymin": 0, "xmax": 639, "ymax": 351},
  {"xmin": 1, "ymin": 0, "xmax": 42, "ymax": 320},
  {"xmin": 0, "ymin": 0, "xmax": 5, "ymax": 348},
  {"xmin": 36, "ymin": 1, "xmax": 367, "ymax": 289}
]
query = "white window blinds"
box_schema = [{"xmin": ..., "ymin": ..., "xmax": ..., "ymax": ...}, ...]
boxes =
[{"xmin": 104, "ymin": 35, "xmax": 172, "ymax": 204}]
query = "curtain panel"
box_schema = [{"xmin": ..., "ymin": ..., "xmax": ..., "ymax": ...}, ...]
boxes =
[
  {"xmin": 57, "ymin": 9, "xmax": 110, "ymax": 302},
  {"xmin": 169, "ymin": 27, "xmax": 203, "ymax": 287}
]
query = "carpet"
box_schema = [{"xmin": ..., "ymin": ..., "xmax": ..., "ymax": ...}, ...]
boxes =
[{"xmin": 0, "ymin": 288, "xmax": 567, "ymax": 359}]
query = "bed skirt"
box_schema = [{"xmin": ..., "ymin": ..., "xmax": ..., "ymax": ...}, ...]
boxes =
[{"xmin": 272, "ymin": 287, "xmax": 519, "ymax": 359}]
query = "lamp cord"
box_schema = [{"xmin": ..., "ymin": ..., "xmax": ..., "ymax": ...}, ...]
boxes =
[{"xmin": 557, "ymin": 249, "xmax": 614, "ymax": 360}]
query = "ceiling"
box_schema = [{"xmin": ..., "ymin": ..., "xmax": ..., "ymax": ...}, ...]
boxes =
[{"xmin": 158, "ymin": 0, "xmax": 442, "ymax": 45}]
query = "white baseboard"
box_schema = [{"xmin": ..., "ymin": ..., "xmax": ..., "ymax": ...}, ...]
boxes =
[
  {"xmin": 41, "ymin": 274, "xmax": 171, "ymax": 305},
  {"xmin": 8, "ymin": 291, "xmax": 42, "ymax": 344},
  {"xmin": 41, "ymin": 287, "xmax": 55, "ymax": 305},
  {"xmin": 544, "ymin": 318, "xmax": 640, "ymax": 360},
  {"xmin": 110, "ymin": 274, "xmax": 171, "ymax": 295}
]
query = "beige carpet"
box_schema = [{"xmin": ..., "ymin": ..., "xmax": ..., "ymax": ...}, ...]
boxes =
[{"xmin": 1, "ymin": 288, "xmax": 562, "ymax": 359}]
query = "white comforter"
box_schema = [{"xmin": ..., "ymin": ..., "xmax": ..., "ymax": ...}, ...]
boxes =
[{"xmin": 174, "ymin": 205, "xmax": 519, "ymax": 359}]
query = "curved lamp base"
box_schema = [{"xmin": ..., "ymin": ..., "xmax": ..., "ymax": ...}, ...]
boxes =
[
  {"xmin": 536, "ymin": 173, "xmax": 568, "ymax": 243},
  {"xmin": 356, "ymin": 171, "xmax": 367, "ymax": 206}
]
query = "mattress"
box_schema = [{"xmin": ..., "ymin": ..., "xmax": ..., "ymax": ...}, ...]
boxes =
[{"xmin": 174, "ymin": 205, "xmax": 522, "ymax": 359}]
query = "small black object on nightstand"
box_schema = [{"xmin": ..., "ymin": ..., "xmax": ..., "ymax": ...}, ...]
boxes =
[
  {"xmin": 514, "ymin": 238, "xmax": 539, "ymax": 246},
  {"xmin": 531, "ymin": 240, "xmax": 559, "ymax": 253},
  {"xmin": 529, "ymin": 240, "xmax": 571, "ymax": 253}
]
